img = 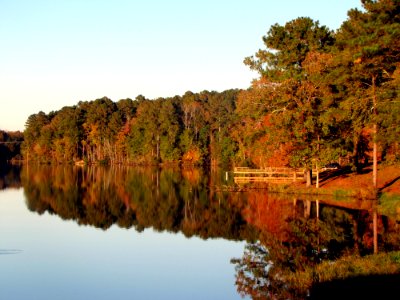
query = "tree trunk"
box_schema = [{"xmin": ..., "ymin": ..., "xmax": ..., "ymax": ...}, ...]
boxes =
[
  {"xmin": 353, "ymin": 134, "xmax": 360, "ymax": 172},
  {"xmin": 156, "ymin": 134, "xmax": 160, "ymax": 161},
  {"xmin": 373, "ymin": 209, "xmax": 378, "ymax": 254},
  {"xmin": 305, "ymin": 168, "xmax": 312, "ymax": 187},
  {"xmin": 373, "ymin": 124, "xmax": 378, "ymax": 188},
  {"xmin": 372, "ymin": 75, "xmax": 378, "ymax": 189}
]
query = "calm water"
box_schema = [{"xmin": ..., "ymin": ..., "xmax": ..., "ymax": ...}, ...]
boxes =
[
  {"xmin": 0, "ymin": 189, "xmax": 247, "ymax": 300},
  {"xmin": 1, "ymin": 164, "xmax": 400, "ymax": 299},
  {"xmin": 0, "ymin": 165, "xmax": 248, "ymax": 300}
]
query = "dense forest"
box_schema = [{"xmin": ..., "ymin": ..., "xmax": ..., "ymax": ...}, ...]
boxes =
[
  {"xmin": 5, "ymin": 1, "xmax": 400, "ymax": 176},
  {"xmin": 22, "ymin": 90, "xmax": 240, "ymax": 166}
]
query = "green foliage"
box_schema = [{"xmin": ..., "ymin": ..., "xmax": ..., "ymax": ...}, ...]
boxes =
[
  {"xmin": 309, "ymin": 252, "xmax": 400, "ymax": 285},
  {"xmin": 244, "ymin": 17, "xmax": 341, "ymax": 175},
  {"xmin": 220, "ymin": 136, "xmax": 238, "ymax": 166},
  {"xmin": 330, "ymin": 0, "xmax": 400, "ymax": 170},
  {"xmin": 378, "ymin": 192, "xmax": 400, "ymax": 219},
  {"xmin": 245, "ymin": 17, "xmax": 334, "ymax": 79}
]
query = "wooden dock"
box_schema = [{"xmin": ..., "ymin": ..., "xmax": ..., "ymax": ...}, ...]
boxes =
[{"xmin": 233, "ymin": 167, "xmax": 305, "ymax": 183}]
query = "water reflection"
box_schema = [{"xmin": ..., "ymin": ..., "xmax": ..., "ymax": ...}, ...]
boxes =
[
  {"xmin": 21, "ymin": 165, "xmax": 258, "ymax": 241},
  {"xmin": 3, "ymin": 165, "xmax": 400, "ymax": 299},
  {"xmin": 0, "ymin": 163, "xmax": 22, "ymax": 190},
  {"xmin": 233, "ymin": 192, "xmax": 400, "ymax": 299}
]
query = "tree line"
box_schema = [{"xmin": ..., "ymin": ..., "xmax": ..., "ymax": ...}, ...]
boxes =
[
  {"xmin": 14, "ymin": 0, "xmax": 400, "ymax": 178},
  {"xmin": 21, "ymin": 90, "xmax": 239, "ymax": 166}
]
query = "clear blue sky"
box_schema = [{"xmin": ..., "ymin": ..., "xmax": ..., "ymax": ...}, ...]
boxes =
[{"xmin": 0, "ymin": 0, "xmax": 362, "ymax": 131}]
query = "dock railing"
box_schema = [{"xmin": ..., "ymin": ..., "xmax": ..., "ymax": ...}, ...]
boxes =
[{"xmin": 233, "ymin": 167, "xmax": 305, "ymax": 183}]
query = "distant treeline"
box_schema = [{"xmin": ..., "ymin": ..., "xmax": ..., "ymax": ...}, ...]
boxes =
[
  {"xmin": 22, "ymin": 90, "xmax": 240, "ymax": 166},
  {"xmin": 19, "ymin": 0, "xmax": 400, "ymax": 170}
]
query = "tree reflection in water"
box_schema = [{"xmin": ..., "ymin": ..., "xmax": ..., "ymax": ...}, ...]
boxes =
[
  {"xmin": 232, "ymin": 192, "xmax": 400, "ymax": 299},
  {"xmin": 5, "ymin": 165, "xmax": 400, "ymax": 299},
  {"xmin": 0, "ymin": 163, "xmax": 22, "ymax": 190},
  {"xmin": 20, "ymin": 164, "xmax": 259, "ymax": 241}
]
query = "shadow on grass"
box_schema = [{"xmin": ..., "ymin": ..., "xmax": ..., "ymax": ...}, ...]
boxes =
[
  {"xmin": 318, "ymin": 166, "xmax": 354, "ymax": 187},
  {"xmin": 379, "ymin": 176, "xmax": 400, "ymax": 192},
  {"xmin": 309, "ymin": 273, "xmax": 400, "ymax": 300}
]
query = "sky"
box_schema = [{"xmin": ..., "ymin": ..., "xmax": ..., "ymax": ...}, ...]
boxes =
[{"xmin": 0, "ymin": 0, "xmax": 362, "ymax": 132}]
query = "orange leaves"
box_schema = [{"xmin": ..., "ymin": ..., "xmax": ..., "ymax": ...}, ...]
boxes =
[
  {"xmin": 182, "ymin": 147, "xmax": 201, "ymax": 164},
  {"xmin": 236, "ymin": 78, "xmax": 276, "ymax": 117},
  {"xmin": 303, "ymin": 51, "xmax": 334, "ymax": 75},
  {"xmin": 243, "ymin": 192, "xmax": 294, "ymax": 241}
]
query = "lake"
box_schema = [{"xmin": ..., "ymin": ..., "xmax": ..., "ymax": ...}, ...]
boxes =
[{"xmin": 1, "ymin": 164, "xmax": 400, "ymax": 299}]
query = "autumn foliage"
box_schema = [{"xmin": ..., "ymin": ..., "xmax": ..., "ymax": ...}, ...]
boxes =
[{"xmin": 14, "ymin": 0, "xmax": 400, "ymax": 173}]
